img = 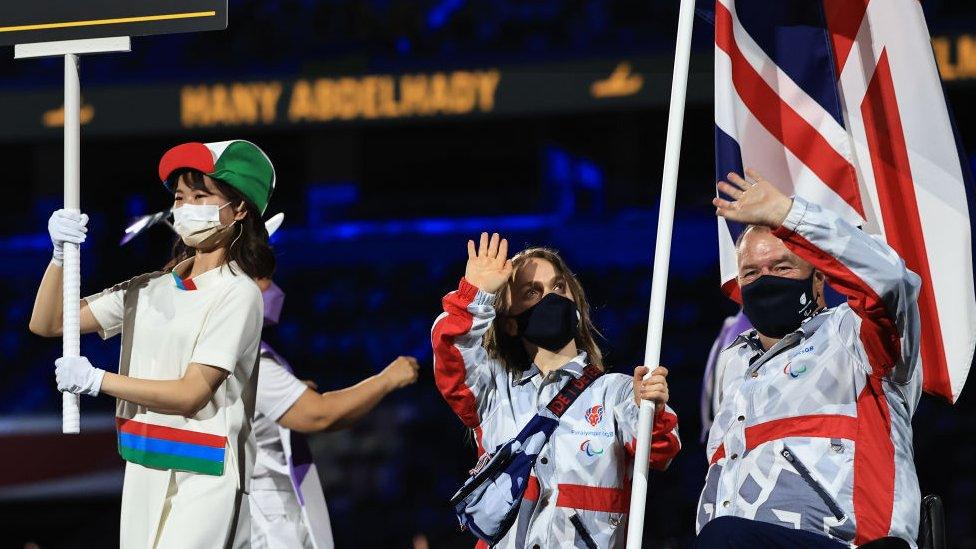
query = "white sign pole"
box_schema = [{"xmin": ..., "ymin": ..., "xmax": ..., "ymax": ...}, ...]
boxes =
[
  {"xmin": 61, "ymin": 52, "xmax": 82, "ymax": 434},
  {"xmin": 625, "ymin": 0, "xmax": 696, "ymax": 546},
  {"xmin": 16, "ymin": 37, "xmax": 131, "ymax": 434}
]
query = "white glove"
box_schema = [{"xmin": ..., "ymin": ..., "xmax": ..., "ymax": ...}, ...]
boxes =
[
  {"xmin": 55, "ymin": 356, "xmax": 105, "ymax": 396},
  {"xmin": 48, "ymin": 209, "xmax": 89, "ymax": 266}
]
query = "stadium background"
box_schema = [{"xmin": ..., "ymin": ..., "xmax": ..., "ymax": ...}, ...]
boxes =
[{"xmin": 0, "ymin": 1, "xmax": 974, "ymax": 547}]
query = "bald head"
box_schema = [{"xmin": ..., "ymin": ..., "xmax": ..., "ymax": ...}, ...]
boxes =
[{"xmin": 736, "ymin": 226, "xmax": 826, "ymax": 305}]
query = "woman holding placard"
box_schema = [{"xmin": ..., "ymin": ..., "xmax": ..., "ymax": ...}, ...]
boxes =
[{"xmin": 30, "ymin": 140, "xmax": 275, "ymax": 548}]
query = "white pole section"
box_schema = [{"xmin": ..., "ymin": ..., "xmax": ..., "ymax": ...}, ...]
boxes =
[
  {"xmin": 62, "ymin": 53, "xmax": 81, "ymax": 434},
  {"xmin": 625, "ymin": 0, "xmax": 696, "ymax": 546},
  {"xmin": 15, "ymin": 38, "xmax": 129, "ymax": 434}
]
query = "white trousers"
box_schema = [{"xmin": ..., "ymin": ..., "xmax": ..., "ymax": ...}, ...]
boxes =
[{"xmin": 250, "ymin": 489, "xmax": 313, "ymax": 549}]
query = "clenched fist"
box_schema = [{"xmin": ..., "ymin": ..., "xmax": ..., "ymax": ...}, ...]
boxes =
[{"xmin": 381, "ymin": 356, "xmax": 420, "ymax": 391}]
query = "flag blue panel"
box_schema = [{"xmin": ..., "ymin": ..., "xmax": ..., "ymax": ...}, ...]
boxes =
[{"xmin": 733, "ymin": 0, "xmax": 844, "ymax": 127}]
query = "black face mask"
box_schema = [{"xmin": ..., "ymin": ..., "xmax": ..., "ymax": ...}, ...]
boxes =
[
  {"xmin": 514, "ymin": 293, "xmax": 580, "ymax": 352},
  {"xmin": 741, "ymin": 274, "xmax": 820, "ymax": 339}
]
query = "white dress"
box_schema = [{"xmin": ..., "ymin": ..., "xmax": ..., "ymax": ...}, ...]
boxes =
[{"xmin": 86, "ymin": 260, "xmax": 263, "ymax": 549}]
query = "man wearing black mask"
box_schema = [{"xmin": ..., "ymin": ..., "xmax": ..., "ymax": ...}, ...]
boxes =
[{"xmin": 694, "ymin": 169, "xmax": 922, "ymax": 548}]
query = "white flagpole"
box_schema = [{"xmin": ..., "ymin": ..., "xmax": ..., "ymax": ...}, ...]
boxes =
[
  {"xmin": 62, "ymin": 53, "xmax": 82, "ymax": 434},
  {"xmin": 625, "ymin": 0, "xmax": 696, "ymax": 546}
]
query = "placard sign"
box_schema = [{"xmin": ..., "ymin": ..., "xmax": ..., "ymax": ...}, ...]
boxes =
[{"xmin": 0, "ymin": 1, "xmax": 226, "ymax": 46}]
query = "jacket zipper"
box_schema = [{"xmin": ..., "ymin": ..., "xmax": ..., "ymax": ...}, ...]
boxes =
[
  {"xmin": 569, "ymin": 513, "xmax": 598, "ymax": 549},
  {"xmin": 780, "ymin": 447, "xmax": 846, "ymax": 521}
]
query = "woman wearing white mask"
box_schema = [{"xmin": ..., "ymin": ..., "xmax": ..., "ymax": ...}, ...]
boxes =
[{"xmin": 29, "ymin": 140, "xmax": 275, "ymax": 548}]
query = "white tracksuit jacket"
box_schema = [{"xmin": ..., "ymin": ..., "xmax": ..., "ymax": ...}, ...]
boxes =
[
  {"xmin": 697, "ymin": 196, "xmax": 923, "ymax": 546},
  {"xmin": 432, "ymin": 280, "xmax": 681, "ymax": 549}
]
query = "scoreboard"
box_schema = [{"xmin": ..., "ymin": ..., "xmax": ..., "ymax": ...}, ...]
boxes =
[{"xmin": 0, "ymin": 1, "xmax": 226, "ymax": 46}]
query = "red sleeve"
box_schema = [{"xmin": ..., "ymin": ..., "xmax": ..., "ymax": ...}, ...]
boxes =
[
  {"xmin": 432, "ymin": 278, "xmax": 493, "ymax": 428},
  {"xmin": 772, "ymin": 197, "xmax": 920, "ymax": 377},
  {"xmin": 624, "ymin": 406, "xmax": 681, "ymax": 471}
]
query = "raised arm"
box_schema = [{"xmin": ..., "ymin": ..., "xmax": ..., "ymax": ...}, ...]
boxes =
[
  {"xmin": 773, "ymin": 197, "xmax": 920, "ymax": 380},
  {"xmin": 29, "ymin": 210, "xmax": 102, "ymax": 337},
  {"xmin": 715, "ymin": 169, "xmax": 921, "ymax": 380},
  {"xmin": 278, "ymin": 356, "xmax": 420, "ymax": 433},
  {"xmin": 431, "ymin": 232, "xmax": 511, "ymax": 428}
]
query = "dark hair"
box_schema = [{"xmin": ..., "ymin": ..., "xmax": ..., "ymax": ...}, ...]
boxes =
[
  {"xmin": 483, "ymin": 247, "xmax": 604, "ymax": 373},
  {"xmin": 164, "ymin": 169, "xmax": 276, "ymax": 279}
]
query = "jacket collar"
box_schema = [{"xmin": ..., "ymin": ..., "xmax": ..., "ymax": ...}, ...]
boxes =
[
  {"xmin": 726, "ymin": 307, "xmax": 835, "ymax": 354},
  {"xmin": 514, "ymin": 351, "xmax": 588, "ymax": 385}
]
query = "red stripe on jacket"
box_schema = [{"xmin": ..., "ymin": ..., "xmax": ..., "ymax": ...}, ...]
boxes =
[
  {"xmin": 522, "ymin": 475, "xmax": 629, "ymax": 514},
  {"xmin": 524, "ymin": 475, "xmax": 540, "ymax": 501},
  {"xmin": 854, "ymin": 376, "xmax": 896, "ymax": 544},
  {"xmin": 709, "ymin": 414, "xmax": 858, "ymax": 465},
  {"xmin": 432, "ymin": 278, "xmax": 482, "ymax": 429},
  {"xmin": 774, "ymin": 218, "xmax": 901, "ymax": 541},
  {"xmin": 557, "ymin": 484, "xmax": 629, "ymax": 514}
]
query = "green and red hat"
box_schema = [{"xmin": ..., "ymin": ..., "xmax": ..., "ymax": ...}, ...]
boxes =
[{"xmin": 159, "ymin": 140, "xmax": 276, "ymax": 214}]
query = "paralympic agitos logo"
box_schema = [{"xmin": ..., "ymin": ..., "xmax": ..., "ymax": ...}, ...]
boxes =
[
  {"xmin": 580, "ymin": 439, "xmax": 604, "ymax": 457},
  {"xmin": 784, "ymin": 361, "xmax": 808, "ymax": 378}
]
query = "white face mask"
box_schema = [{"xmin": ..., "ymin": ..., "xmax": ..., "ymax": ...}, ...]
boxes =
[{"xmin": 172, "ymin": 202, "xmax": 233, "ymax": 248}]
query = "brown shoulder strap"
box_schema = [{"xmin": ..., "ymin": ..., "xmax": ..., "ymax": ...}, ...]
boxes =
[{"xmin": 115, "ymin": 271, "xmax": 167, "ymax": 417}]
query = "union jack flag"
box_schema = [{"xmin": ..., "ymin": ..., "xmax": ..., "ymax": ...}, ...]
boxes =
[{"xmin": 713, "ymin": 0, "xmax": 976, "ymax": 402}]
